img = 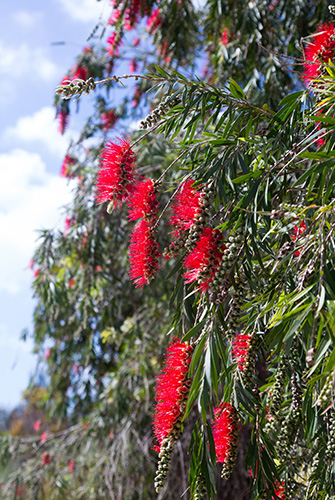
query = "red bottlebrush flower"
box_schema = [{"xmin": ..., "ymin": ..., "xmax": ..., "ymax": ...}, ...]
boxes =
[
  {"xmin": 40, "ymin": 432, "xmax": 47, "ymax": 444},
  {"xmin": 221, "ymin": 28, "xmax": 229, "ymax": 45},
  {"xmin": 159, "ymin": 41, "xmax": 169, "ymax": 59},
  {"xmin": 72, "ymin": 65, "xmax": 88, "ymax": 81},
  {"xmin": 290, "ymin": 220, "xmax": 306, "ymax": 256},
  {"xmin": 273, "ymin": 481, "xmax": 286, "ymax": 500},
  {"xmin": 64, "ymin": 217, "xmax": 71, "ymax": 233},
  {"xmin": 303, "ymin": 22, "xmax": 335, "ymax": 82},
  {"xmin": 129, "ymin": 219, "xmax": 160, "ymax": 287},
  {"xmin": 232, "ymin": 334, "xmax": 252, "ymax": 371},
  {"xmin": 15, "ymin": 486, "xmax": 25, "ymax": 498},
  {"xmin": 68, "ymin": 460, "xmax": 74, "ymax": 473},
  {"xmin": 133, "ymin": 36, "xmax": 140, "ymax": 47},
  {"xmin": 29, "ymin": 258, "xmax": 34, "ymax": 270},
  {"xmin": 212, "ymin": 402, "xmax": 239, "ymax": 464},
  {"xmin": 68, "ymin": 278, "xmax": 76, "ymax": 288},
  {"xmin": 108, "ymin": 9, "xmax": 121, "ymax": 25},
  {"xmin": 132, "ymin": 86, "xmax": 142, "ymax": 107},
  {"xmin": 183, "ymin": 228, "xmax": 225, "ymax": 291},
  {"xmin": 127, "ymin": 178, "xmax": 158, "ymax": 221},
  {"xmin": 153, "ymin": 338, "xmax": 193, "ymax": 452},
  {"xmin": 34, "ymin": 269, "xmax": 40, "ymax": 278},
  {"xmin": 170, "ymin": 180, "xmax": 202, "ymax": 234},
  {"xmin": 107, "ymin": 32, "xmax": 122, "ymax": 56},
  {"xmin": 42, "ymin": 452, "xmax": 51, "ymax": 465},
  {"xmin": 129, "ymin": 58, "xmax": 137, "ymax": 73},
  {"xmin": 101, "ymin": 109, "xmax": 118, "ymax": 132},
  {"xmin": 96, "ymin": 138, "xmax": 136, "ymax": 208},
  {"xmin": 34, "ymin": 420, "xmax": 41, "ymax": 432},
  {"xmin": 45, "ymin": 348, "xmax": 51, "ymax": 359},
  {"xmin": 58, "ymin": 109, "xmax": 69, "ymax": 135},
  {"xmin": 146, "ymin": 8, "xmax": 162, "ymax": 33},
  {"xmin": 60, "ymin": 155, "xmax": 76, "ymax": 178},
  {"xmin": 124, "ymin": 0, "xmax": 141, "ymax": 30},
  {"xmin": 73, "ymin": 364, "xmax": 80, "ymax": 375}
]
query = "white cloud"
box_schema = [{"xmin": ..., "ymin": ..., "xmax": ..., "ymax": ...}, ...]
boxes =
[
  {"xmin": 0, "ymin": 40, "xmax": 58, "ymax": 82},
  {"xmin": 57, "ymin": 0, "xmax": 107, "ymax": 23},
  {"xmin": 4, "ymin": 107, "xmax": 69, "ymax": 156},
  {"xmin": 0, "ymin": 324, "xmax": 36, "ymax": 409},
  {"xmin": 0, "ymin": 325, "xmax": 33, "ymax": 354},
  {"xmin": 0, "ymin": 149, "xmax": 74, "ymax": 294},
  {"xmin": 12, "ymin": 10, "xmax": 44, "ymax": 29}
]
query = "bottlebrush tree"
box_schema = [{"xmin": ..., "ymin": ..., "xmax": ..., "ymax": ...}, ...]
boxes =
[{"xmin": 2, "ymin": 1, "xmax": 335, "ymax": 499}]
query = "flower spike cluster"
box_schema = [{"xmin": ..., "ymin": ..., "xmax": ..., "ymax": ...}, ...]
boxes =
[
  {"xmin": 183, "ymin": 228, "xmax": 225, "ymax": 292},
  {"xmin": 129, "ymin": 220, "xmax": 160, "ymax": 287},
  {"xmin": 153, "ymin": 338, "xmax": 193, "ymax": 492},
  {"xmin": 232, "ymin": 333, "xmax": 257, "ymax": 386},
  {"xmin": 169, "ymin": 179, "xmax": 202, "ymax": 234},
  {"xmin": 232, "ymin": 334, "xmax": 252, "ymax": 371},
  {"xmin": 96, "ymin": 137, "xmax": 137, "ymax": 209},
  {"xmin": 60, "ymin": 155, "xmax": 76, "ymax": 178},
  {"xmin": 303, "ymin": 22, "xmax": 335, "ymax": 82},
  {"xmin": 101, "ymin": 109, "xmax": 118, "ymax": 132},
  {"xmin": 212, "ymin": 402, "xmax": 239, "ymax": 478},
  {"xmin": 127, "ymin": 177, "xmax": 160, "ymax": 286},
  {"xmin": 127, "ymin": 178, "xmax": 158, "ymax": 222}
]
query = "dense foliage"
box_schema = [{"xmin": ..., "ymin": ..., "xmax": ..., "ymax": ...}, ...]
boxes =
[{"xmin": 2, "ymin": 1, "xmax": 335, "ymax": 499}]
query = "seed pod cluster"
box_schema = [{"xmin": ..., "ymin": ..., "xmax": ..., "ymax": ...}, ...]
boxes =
[
  {"xmin": 185, "ymin": 183, "xmax": 214, "ymax": 251},
  {"xmin": 163, "ymin": 232, "xmax": 187, "ymax": 258},
  {"xmin": 276, "ymin": 371, "xmax": 301, "ymax": 461},
  {"xmin": 224, "ymin": 274, "xmax": 248, "ymax": 338},
  {"xmin": 239, "ymin": 334, "xmax": 259, "ymax": 387},
  {"xmin": 193, "ymin": 474, "xmax": 206, "ymax": 500},
  {"xmin": 55, "ymin": 77, "xmax": 96, "ymax": 100},
  {"xmin": 316, "ymin": 370, "xmax": 335, "ymax": 407},
  {"xmin": 325, "ymin": 408, "xmax": 335, "ymax": 461},
  {"xmin": 269, "ymin": 354, "xmax": 288, "ymax": 415},
  {"xmin": 221, "ymin": 408, "xmax": 240, "ymax": 479},
  {"xmin": 154, "ymin": 438, "xmax": 174, "ymax": 492},
  {"xmin": 209, "ymin": 226, "xmax": 244, "ymax": 304},
  {"xmin": 140, "ymin": 96, "xmax": 180, "ymax": 129}
]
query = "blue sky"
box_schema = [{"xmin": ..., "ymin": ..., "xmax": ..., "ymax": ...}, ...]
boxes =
[{"xmin": 0, "ymin": 0, "xmax": 111, "ymax": 409}]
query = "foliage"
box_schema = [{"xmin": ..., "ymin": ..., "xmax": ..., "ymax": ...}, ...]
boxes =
[{"xmin": 2, "ymin": 0, "xmax": 335, "ymax": 499}]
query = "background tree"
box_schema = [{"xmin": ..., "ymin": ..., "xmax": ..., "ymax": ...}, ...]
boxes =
[{"xmin": 1, "ymin": 0, "xmax": 335, "ymax": 499}]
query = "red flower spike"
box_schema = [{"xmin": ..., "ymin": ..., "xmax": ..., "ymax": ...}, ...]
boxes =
[
  {"xmin": 71, "ymin": 65, "xmax": 88, "ymax": 81},
  {"xmin": 129, "ymin": 219, "xmax": 160, "ymax": 287},
  {"xmin": 129, "ymin": 58, "xmax": 137, "ymax": 73},
  {"xmin": 183, "ymin": 228, "xmax": 225, "ymax": 291},
  {"xmin": 108, "ymin": 9, "xmax": 121, "ymax": 25},
  {"xmin": 304, "ymin": 22, "xmax": 335, "ymax": 83},
  {"xmin": 96, "ymin": 138, "xmax": 136, "ymax": 208},
  {"xmin": 101, "ymin": 109, "xmax": 118, "ymax": 132},
  {"xmin": 40, "ymin": 432, "xmax": 47, "ymax": 444},
  {"xmin": 153, "ymin": 338, "xmax": 193, "ymax": 452},
  {"xmin": 42, "ymin": 452, "xmax": 51, "ymax": 465},
  {"xmin": 58, "ymin": 109, "xmax": 69, "ymax": 135},
  {"xmin": 34, "ymin": 420, "xmax": 41, "ymax": 432},
  {"xmin": 232, "ymin": 334, "xmax": 252, "ymax": 371},
  {"xmin": 212, "ymin": 402, "xmax": 239, "ymax": 464},
  {"xmin": 170, "ymin": 180, "xmax": 202, "ymax": 234},
  {"xmin": 273, "ymin": 481, "xmax": 286, "ymax": 500},
  {"xmin": 290, "ymin": 220, "xmax": 306, "ymax": 256},
  {"xmin": 107, "ymin": 33, "xmax": 122, "ymax": 56},
  {"xmin": 127, "ymin": 178, "xmax": 158, "ymax": 221},
  {"xmin": 146, "ymin": 8, "xmax": 162, "ymax": 33},
  {"xmin": 221, "ymin": 28, "xmax": 229, "ymax": 46},
  {"xmin": 60, "ymin": 155, "xmax": 76, "ymax": 178}
]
